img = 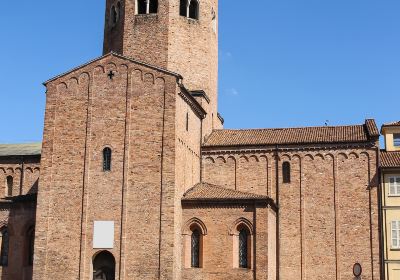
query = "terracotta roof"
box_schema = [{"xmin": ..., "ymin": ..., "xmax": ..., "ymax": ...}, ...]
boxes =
[
  {"xmin": 182, "ymin": 182, "xmax": 268, "ymax": 201},
  {"xmin": 382, "ymin": 121, "xmax": 400, "ymax": 127},
  {"xmin": 0, "ymin": 143, "xmax": 42, "ymax": 157},
  {"xmin": 381, "ymin": 151, "xmax": 400, "ymax": 168},
  {"xmin": 203, "ymin": 120, "xmax": 378, "ymax": 147}
]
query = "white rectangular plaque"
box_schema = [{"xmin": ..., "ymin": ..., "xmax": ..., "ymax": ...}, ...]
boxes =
[{"xmin": 93, "ymin": 221, "xmax": 115, "ymax": 249}]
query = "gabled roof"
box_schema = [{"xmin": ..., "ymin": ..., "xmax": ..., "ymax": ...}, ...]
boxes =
[
  {"xmin": 203, "ymin": 119, "xmax": 379, "ymax": 148},
  {"xmin": 0, "ymin": 143, "xmax": 42, "ymax": 157},
  {"xmin": 381, "ymin": 151, "xmax": 400, "ymax": 168},
  {"xmin": 44, "ymin": 52, "xmax": 182, "ymax": 85},
  {"xmin": 182, "ymin": 182, "xmax": 268, "ymax": 202}
]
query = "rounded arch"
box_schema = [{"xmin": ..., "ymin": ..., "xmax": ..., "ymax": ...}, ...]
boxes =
[
  {"xmin": 249, "ymin": 155, "xmax": 259, "ymax": 162},
  {"xmin": 239, "ymin": 155, "xmax": 249, "ymax": 163},
  {"xmin": 292, "ymin": 154, "xmax": 301, "ymax": 161},
  {"xmin": 280, "ymin": 154, "xmax": 292, "ymax": 161},
  {"xmin": 144, "ymin": 72, "xmax": 155, "ymax": 84},
  {"xmin": 229, "ymin": 217, "xmax": 254, "ymax": 236},
  {"xmin": 183, "ymin": 218, "xmax": 207, "ymax": 235},
  {"xmin": 259, "ymin": 155, "xmax": 268, "ymax": 163},
  {"xmin": 348, "ymin": 152, "xmax": 359, "ymax": 159},
  {"xmin": 227, "ymin": 156, "xmax": 236, "ymax": 164},
  {"xmin": 93, "ymin": 250, "xmax": 116, "ymax": 280},
  {"xmin": 303, "ymin": 154, "xmax": 314, "ymax": 161},
  {"xmin": 216, "ymin": 156, "xmax": 226, "ymax": 164},
  {"xmin": 204, "ymin": 157, "xmax": 215, "ymax": 164},
  {"xmin": 337, "ymin": 152, "xmax": 348, "ymax": 160},
  {"xmin": 314, "ymin": 153, "xmax": 325, "ymax": 160}
]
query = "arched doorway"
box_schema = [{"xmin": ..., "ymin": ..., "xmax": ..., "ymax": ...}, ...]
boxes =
[{"xmin": 93, "ymin": 251, "xmax": 115, "ymax": 280}]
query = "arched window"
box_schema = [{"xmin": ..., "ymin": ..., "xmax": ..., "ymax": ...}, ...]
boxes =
[
  {"xmin": 183, "ymin": 218, "xmax": 206, "ymax": 268},
  {"xmin": 149, "ymin": 0, "xmax": 158, "ymax": 13},
  {"xmin": 231, "ymin": 219, "xmax": 252, "ymax": 269},
  {"xmin": 0, "ymin": 227, "xmax": 9, "ymax": 267},
  {"xmin": 110, "ymin": 5, "xmax": 119, "ymax": 26},
  {"xmin": 180, "ymin": 0, "xmax": 187, "ymax": 16},
  {"xmin": 191, "ymin": 229, "xmax": 200, "ymax": 268},
  {"xmin": 93, "ymin": 251, "xmax": 116, "ymax": 280},
  {"xmin": 103, "ymin": 148, "xmax": 112, "ymax": 171},
  {"xmin": 6, "ymin": 176, "xmax": 13, "ymax": 197},
  {"xmin": 188, "ymin": 0, "xmax": 199, "ymax": 19},
  {"xmin": 239, "ymin": 228, "xmax": 249, "ymax": 268},
  {"xmin": 26, "ymin": 226, "xmax": 35, "ymax": 265},
  {"xmin": 137, "ymin": 0, "xmax": 147, "ymax": 14},
  {"xmin": 137, "ymin": 0, "xmax": 158, "ymax": 14},
  {"xmin": 282, "ymin": 161, "xmax": 291, "ymax": 183}
]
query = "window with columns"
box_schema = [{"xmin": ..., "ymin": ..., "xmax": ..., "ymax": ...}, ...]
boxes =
[
  {"xmin": 180, "ymin": 0, "xmax": 199, "ymax": 20},
  {"xmin": 137, "ymin": 0, "xmax": 158, "ymax": 15}
]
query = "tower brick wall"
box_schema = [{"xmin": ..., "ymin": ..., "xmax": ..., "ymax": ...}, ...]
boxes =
[{"xmin": 103, "ymin": 0, "xmax": 219, "ymax": 138}]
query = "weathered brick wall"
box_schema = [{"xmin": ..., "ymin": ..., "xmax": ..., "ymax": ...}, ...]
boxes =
[
  {"xmin": 0, "ymin": 201, "xmax": 36, "ymax": 280},
  {"xmin": 181, "ymin": 204, "xmax": 274, "ymax": 280},
  {"xmin": 174, "ymin": 90, "xmax": 202, "ymax": 278},
  {"xmin": 103, "ymin": 0, "xmax": 220, "ymax": 138},
  {"xmin": 0, "ymin": 157, "xmax": 40, "ymax": 198},
  {"xmin": 202, "ymin": 146, "xmax": 380, "ymax": 279},
  {"xmin": 33, "ymin": 53, "xmax": 204, "ymax": 280}
]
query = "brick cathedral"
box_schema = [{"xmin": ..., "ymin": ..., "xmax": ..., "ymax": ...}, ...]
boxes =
[{"xmin": 0, "ymin": 0, "xmax": 382, "ymax": 279}]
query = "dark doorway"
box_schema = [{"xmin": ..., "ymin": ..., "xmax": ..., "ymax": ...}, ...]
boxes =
[{"xmin": 93, "ymin": 251, "xmax": 116, "ymax": 280}]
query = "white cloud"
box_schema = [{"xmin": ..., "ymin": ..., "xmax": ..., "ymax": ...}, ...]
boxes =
[{"xmin": 225, "ymin": 88, "xmax": 239, "ymax": 96}]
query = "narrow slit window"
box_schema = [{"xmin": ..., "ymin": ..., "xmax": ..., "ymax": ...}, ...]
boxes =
[
  {"xmin": 282, "ymin": 162, "xmax": 291, "ymax": 183},
  {"xmin": 103, "ymin": 148, "xmax": 112, "ymax": 171},
  {"xmin": 186, "ymin": 112, "xmax": 189, "ymax": 131},
  {"xmin": 111, "ymin": 5, "xmax": 118, "ymax": 25},
  {"xmin": 189, "ymin": 0, "xmax": 199, "ymax": 19},
  {"xmin": 0, "ymin": 228, "xmax": 9, "ymax": 267},
  {"xmin": 6, "ymin": 176, "xmax": 13, "ymax": 197},
  {"xmin": 191, "ymin": 229, "xmax": 200, "ymax": 268}
]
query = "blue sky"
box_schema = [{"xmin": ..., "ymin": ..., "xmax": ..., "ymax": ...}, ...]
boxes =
[{"xmin": 0, "ymin": 0, "xmax": 399, "ymax": 143}]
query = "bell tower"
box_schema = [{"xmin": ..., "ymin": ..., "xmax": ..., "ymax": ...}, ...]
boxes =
[{"xmin": 103, "ymin": 0, "xmax": 220, "ymax": 134}]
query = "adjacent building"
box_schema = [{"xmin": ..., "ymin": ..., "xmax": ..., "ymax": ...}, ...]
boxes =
[{"xmin": 380, "ymin": 122, "xmax": 400, "ymax": 280}]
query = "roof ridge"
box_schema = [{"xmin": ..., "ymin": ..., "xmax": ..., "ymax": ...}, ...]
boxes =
[
  {"xmin": 211, "ymin": 123, "xmax": 365, "ymax": 132},
  {"xmin": 44, "ymin": 52, "xmax": 183, "ymax": 85},
  {"xmin": 183, "ymin": 182, "xmax": 268, "ymax": 200}
]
